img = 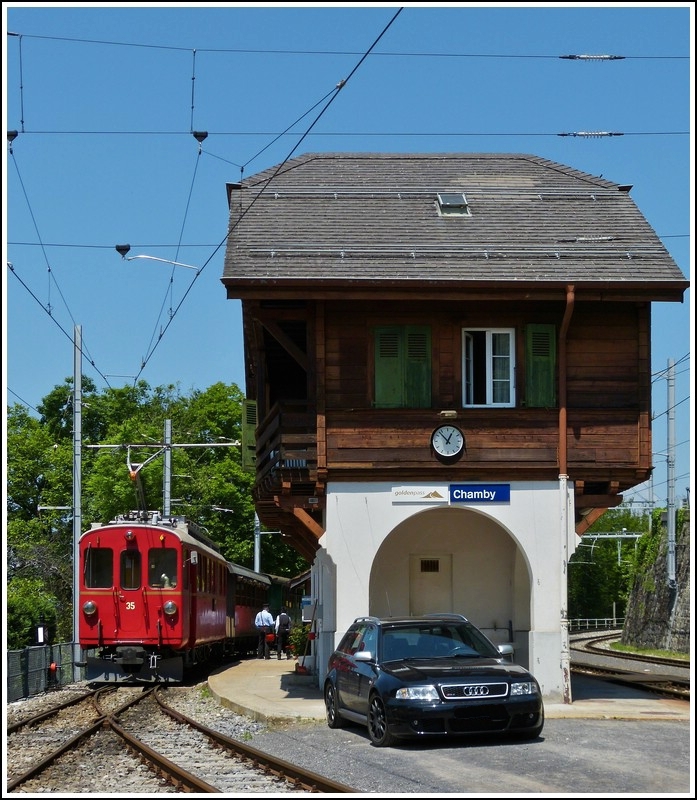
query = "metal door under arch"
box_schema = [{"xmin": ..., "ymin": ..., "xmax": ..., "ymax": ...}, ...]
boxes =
[{"xmin": 409, "ymin": 554, "xmax": 452, "ymax": 615}]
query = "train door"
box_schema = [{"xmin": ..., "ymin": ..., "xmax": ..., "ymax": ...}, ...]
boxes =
[
  {"xmin": 178, "ymin": 547, "xmax": 193, "ymax": 647},
  {"xmin": 80, "ymin": 542, "xmax": 115, "ymax": 646},
  {"xmin": 116, "ymin": 545, "xmax": 146, "ymax": 636},
  {"xmin": 409, "ymin": 554, "xmax": 453, "ymax": 615},
  {"xmin": 185, "ymin": 549, "xmax": 199, "ymax": 647}
]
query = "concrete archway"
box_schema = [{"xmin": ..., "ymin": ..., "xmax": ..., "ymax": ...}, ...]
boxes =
[{"xmin": 368, "ymin": 505, "xmax": 532, "ymax": 665}]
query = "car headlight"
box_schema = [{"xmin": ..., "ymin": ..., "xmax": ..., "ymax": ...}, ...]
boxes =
[
  {"xmin": 510, "ymin": 682, "xmax": 538, "ymax": 696},
  {"xmin": 394, "ymin": 685, "xmax": 439, "ymax": 701},
  {"xmin": 82, "ymin": 600, "xmax": 97, "ymax": 616},
  {"xmin": 163, "ymin": 600, "xmax": 178, "ymax": 616}
]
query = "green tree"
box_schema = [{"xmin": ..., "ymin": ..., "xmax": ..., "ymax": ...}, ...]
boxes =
[
  {"xmin": 6, "ymin": 577, "xmax": 59, "ymax": 650},
  {"xmin": 568, "ymin": 508, "xmax": 650, "ymax": 621},
  {"xmin": 6, "ymin": 380, "xmax": 309, "ymax": 648}
]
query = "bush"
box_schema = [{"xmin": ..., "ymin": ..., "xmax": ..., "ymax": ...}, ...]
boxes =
[{"xmin": 289, "ymin": 622, "xmax": 312, "ymax": 657}]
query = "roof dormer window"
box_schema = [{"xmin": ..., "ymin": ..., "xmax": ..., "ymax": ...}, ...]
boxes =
[{"xmin": 436, "ymin": 192, "xmax": 471, "ymax": 216}]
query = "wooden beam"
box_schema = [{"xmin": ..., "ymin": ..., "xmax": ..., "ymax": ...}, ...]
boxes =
[
  {"xmin": 575, "ymin": 507, "xmax": 608, "ymax": 536},
  {"xmin": 576, "ymin": 495, "xmax": 624, "ymax": 509},
  {"xmin": 259, "ymin": 318, "xmax": 308, "ymax": 371},
  {"xmin": 292, "ymin": 507, "xmax": 325, "ymax": 541}
]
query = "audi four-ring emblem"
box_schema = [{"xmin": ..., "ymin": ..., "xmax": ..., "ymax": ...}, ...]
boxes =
[{"xmin": 464, "ymin": 685, "xmax": 490, "ymax": 696}]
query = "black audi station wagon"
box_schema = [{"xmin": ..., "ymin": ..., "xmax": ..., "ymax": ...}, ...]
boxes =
[{"xmin": 324, "ymin": 614, "xmax": 544, "ymax": 747}]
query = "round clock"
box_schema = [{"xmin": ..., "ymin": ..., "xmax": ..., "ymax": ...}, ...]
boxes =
[{"xmin": 431, "ymin": 424, "xmax": 464, "ymax": 459}]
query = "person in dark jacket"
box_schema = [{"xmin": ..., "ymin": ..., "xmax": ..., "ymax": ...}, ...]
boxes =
[{"xmin": 275, "ymin": 607, "xmax": 292, "ymax": 659}]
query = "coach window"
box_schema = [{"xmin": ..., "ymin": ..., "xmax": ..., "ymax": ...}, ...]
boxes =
[
  {"xmin": 84, "ymin": 548, "xmax": 113, "ymax": 588},
  {"xmin": 121, "ymin": 550, "xmax": 141, "ymax": 590},
  {"xmin": 148, "ymin": 548, "xmax": 178, "ymax": 588}
]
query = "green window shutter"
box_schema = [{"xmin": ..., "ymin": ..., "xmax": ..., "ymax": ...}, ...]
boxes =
[
  {"xmin": 241, "ymin": 399, "xmax": 257, "ymax": 471},
  {"xmin": 375, "ymin": 326, "xmax": 431, "ymax": 408},
  {"xmin": 405, "ymin": 327, "xmax": 431, "ymax": 408},
  {"xmin": 375, "ymin": 328, "xmax": 404, "ymax": 407},
  {"xmin": 525, "ymin": 324, "xmax": 556, "ymax": 407}
]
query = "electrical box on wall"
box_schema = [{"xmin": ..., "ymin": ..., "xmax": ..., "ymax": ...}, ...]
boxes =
[{"xmin": 301, "ymin": 596, "xmax": 316, "ymax": 623}]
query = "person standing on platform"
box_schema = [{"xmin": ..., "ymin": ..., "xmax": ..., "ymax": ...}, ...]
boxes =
[
  {"xmin": 255, "ymin": 603, "xmax": 274, "ymax": 659},
  {"xmin": 275, "ymin": 607, "xmax": 292, "ymax": 659}
]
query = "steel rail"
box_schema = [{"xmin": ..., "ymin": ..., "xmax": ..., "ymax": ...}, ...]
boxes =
[
  {"xmin": 6, "ymin": 688, "xmax": 98, "ymax": 734},
  {"xmin": 6, "ymin": 717, "xmax": 106, "ymax": 792},
  {"xmin": 105, "ymin": 716, "xmax": 220, "ymax": 793},
  {"xmin": 154, "ymin": 687, "xmax": 357, "ymax": 793}
]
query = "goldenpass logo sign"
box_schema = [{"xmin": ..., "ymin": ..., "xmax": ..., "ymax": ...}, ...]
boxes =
[{"xmin": 392, "ymin": 486, "xmax": 449, "ymax": 503}]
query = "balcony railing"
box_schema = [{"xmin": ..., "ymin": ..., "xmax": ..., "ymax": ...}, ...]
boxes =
[{"xmin": 255, "ymin": 401, "xmax": 317, "ymax": 489}]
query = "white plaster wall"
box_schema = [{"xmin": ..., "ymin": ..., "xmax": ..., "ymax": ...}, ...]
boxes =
[
  {"xmin": 367, "ymin": 506, "xmax": 517, "ymax": 635},
  {"xmin": 314, "ymin": 480, "xmax": 574, "ymax": 701}
]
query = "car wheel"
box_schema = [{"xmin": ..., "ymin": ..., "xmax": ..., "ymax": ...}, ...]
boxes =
[
  {"xmin": 324, "ymin": 681, "xmax": 344, "ymax": 729},
  {"xmin": 368, "ymin": 693, "xmax": 397, "ymax": 747}
]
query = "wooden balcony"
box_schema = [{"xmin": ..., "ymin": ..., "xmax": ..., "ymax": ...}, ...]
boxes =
[{"xmin": 253, "ymin": 401, "xmax": 318, "ymax": 501}]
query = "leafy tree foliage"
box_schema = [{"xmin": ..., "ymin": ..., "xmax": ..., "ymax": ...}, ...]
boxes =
[
  {"xmin": 6, "ymin": 577, "xmax": 59, "ymax": 650},
  {"xmin": 6, "ymin": 380, "xmax": 308, "ymax": 648},
  {"xmin": 568, "ymin": 508, "xmax": 651, "ymax": 621}
]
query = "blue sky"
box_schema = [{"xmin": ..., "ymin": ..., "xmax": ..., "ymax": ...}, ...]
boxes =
[{"xmin": 3, "ymin": 2, "xmax": 693, "ymax": 509}]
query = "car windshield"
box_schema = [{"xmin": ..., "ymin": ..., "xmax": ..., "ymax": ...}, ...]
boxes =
[{"xmin": 381, "ymin": 622, "xmax": 501, "ymax": 661}]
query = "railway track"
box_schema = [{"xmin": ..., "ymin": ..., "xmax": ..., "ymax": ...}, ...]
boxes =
[
  {"xmin": 6, "ymin": 685, "xmax": 357, "ymax": 794},
  {"xmin": 570, "ymin": 632, "xmax": 690, "ymax": 701}
]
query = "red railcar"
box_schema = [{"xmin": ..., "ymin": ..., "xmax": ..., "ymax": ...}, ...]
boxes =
[{"xmin": 78, "ymin": 512, "xmax": 272, "ymax": 682}]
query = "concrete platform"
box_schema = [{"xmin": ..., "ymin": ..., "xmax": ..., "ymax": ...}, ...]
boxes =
[{"xmin": 207, "ymin": 656, "xmax": 690, "ymax": 726}]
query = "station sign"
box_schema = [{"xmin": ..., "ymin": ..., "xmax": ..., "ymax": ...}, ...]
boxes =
[{"xmin": 450, "ymin": 484, "xmax": 511, "ymax": 503}]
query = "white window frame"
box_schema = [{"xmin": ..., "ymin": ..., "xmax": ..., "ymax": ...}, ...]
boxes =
[{"xmin": 462, "ymin": 328, "xmax": 516, "ymax": 408}]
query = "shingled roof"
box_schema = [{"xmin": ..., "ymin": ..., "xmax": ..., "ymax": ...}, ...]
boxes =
[{"xmin": 221, "ymin": 152, "xmax": 688, "ymax": 301}]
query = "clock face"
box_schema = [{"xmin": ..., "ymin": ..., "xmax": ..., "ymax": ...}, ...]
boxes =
[{"xmin": 431, "ymin": 424, "xmax": 464, "ymax": 458}]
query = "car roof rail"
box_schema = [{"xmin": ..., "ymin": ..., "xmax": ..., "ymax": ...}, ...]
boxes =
[
  {"xmin": 423, "ymin": 612, "xmax": 469, "ymax": 622},
  {"xmin": 353, "ymin": 615, "xmax": 381, "ymax": 624}
]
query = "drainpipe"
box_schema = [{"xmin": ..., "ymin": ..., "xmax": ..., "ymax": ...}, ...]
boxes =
[
  {"xmin": 558, "ymin": 285, "xmax": 575, "ymax": 704},
  {"xmin": 558, "ymin": 285, "xmax": 575, "ymax": 476}
]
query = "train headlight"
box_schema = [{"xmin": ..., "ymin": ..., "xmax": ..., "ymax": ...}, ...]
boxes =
[
  {"xmin": 124, "ymin": 530, "xmax": 135, "ymax": 541},
  {"xmin": 163, "ymin": 600, "xmax": 178, "ymax": 616},
  {"xmin": 82, "ymin": 600, "xmax": 97, "ymax": 616}
]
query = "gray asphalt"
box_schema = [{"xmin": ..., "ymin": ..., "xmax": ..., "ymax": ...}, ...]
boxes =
[
  {"xmin": 248, "ymin": 716, "xmax": 692, "ymax": 795},
  {"xmin": 209, "ymin": 657, "xmax": 692, "ymax": 795}
]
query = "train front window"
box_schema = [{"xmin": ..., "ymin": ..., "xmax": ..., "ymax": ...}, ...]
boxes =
[
  {"xmin": 148, "ymin": 548, "xmax": 178, "ymax": 588},
  {"xmin": 120, "ymin": 550, "xmax": 141, "ymax": 589},
  {"xmin": 84, "ymin": 547, "xmax": 113, "ymax": 588}
]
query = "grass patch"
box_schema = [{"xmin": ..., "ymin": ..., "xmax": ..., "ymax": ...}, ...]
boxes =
[{"xmin": 609, "ymin": 642, "xmax": 689, "ymax": 661}]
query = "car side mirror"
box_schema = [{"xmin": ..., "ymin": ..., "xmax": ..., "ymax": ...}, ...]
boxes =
[
  {"xmin": 355, "ymin": 650, "xmax": 374, "ymax": 662},
  {"xmin": 497, "ymin": 643, "xmax": 514, "ymax": 661}
]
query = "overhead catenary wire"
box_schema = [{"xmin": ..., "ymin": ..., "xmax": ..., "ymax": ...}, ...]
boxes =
[
  {"xmin": 137, "ymin": 142, "xmax": 207, "ymax": 374},
  {"xmin": 6, "ymin": 8, "xmax": 406, "ymax": 389},
  {"xmin": 7, "ymin": 155, "xmax": 108, "ymax": 386},
  {"xmin": 5, "ymin": 9, "xmax": 689, "ymax": 514},
  {"xmin": 6, "ymin": 31, "xmax": 688, "ymax": 59},
  {"xmin": 124, "ymin": 7, "xmax": 405, "ymax": 382}
]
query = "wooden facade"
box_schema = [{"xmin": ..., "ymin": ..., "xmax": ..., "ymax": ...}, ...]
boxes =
[{"xmin": 221, "ymin": 153, "xmax": 688, "ymax": 561}]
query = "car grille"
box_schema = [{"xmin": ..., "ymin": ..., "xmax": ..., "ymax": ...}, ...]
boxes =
[
  {"xmin": 449, "ymin": 704, "xmax": 510, "ymax": 732},
  {"xmin": 441, "ymin": 682, "xmax": 508, "ymax": 700}
]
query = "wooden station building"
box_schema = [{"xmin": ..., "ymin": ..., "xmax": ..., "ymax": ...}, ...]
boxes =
[{"xmin": 221, "ymin": 152, "xmax": 688, "ymax": 701}]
